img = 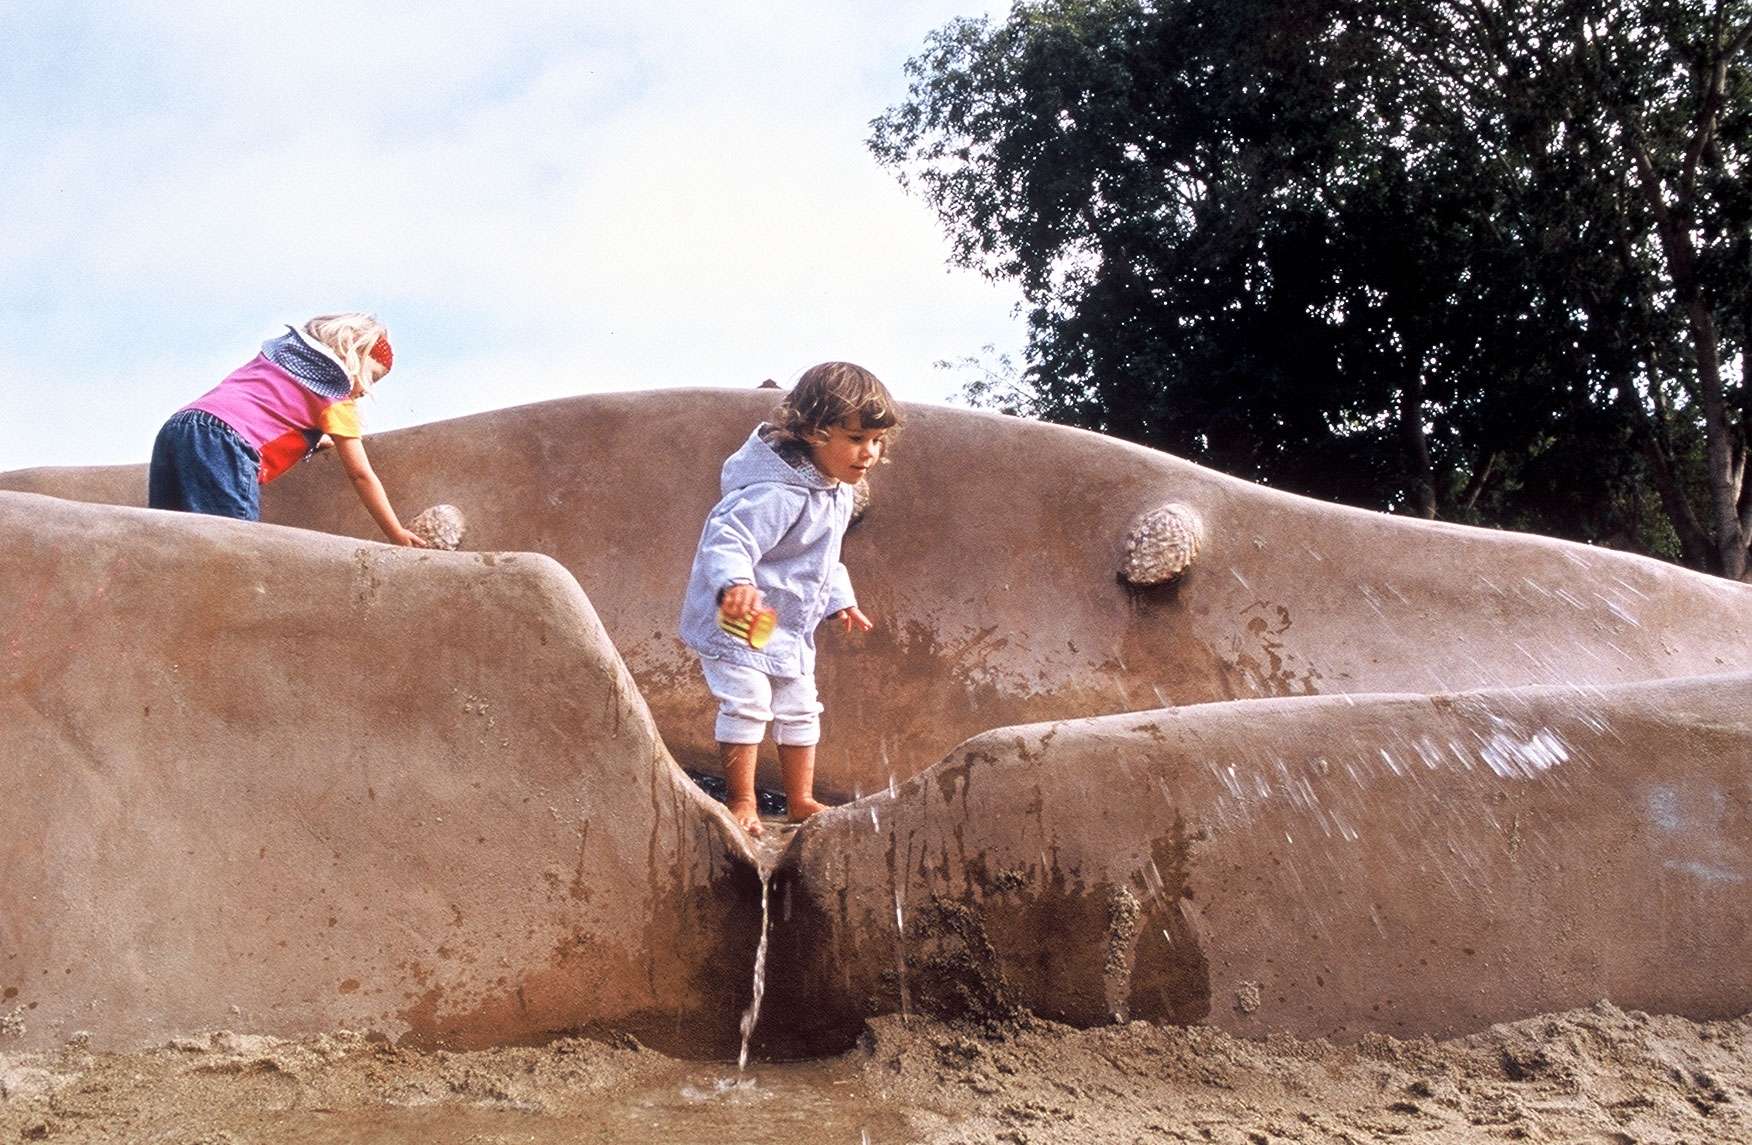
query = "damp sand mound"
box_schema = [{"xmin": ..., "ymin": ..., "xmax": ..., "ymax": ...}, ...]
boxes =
[
  {"xmin": 861, "ymin": 1001, "xmax": 1752, "ymax": 1143},
  {"xmin": 4, "ymin": 1002, "xmax": 1749, "ymax": 1143}
]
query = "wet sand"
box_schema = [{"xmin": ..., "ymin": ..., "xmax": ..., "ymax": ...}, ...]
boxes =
[{"xmin": 4, "ymin": 1000, "xmax": 1749, "ymax": 1143}]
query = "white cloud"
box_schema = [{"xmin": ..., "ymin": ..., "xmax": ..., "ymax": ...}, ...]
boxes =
[{"xmin": 0, "ymin": 1, "xmax": 1023, "ymax": 471}]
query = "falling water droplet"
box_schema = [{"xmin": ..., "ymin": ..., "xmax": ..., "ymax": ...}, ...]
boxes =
[
  {"xmin": 892, "ymin": 885, "xmax": 911, "ymax": 1022},
  {"xmin": 1596, "ymin": 594, "xmax": 1641, "ymax": 626},
  {"xmin": 1609, "ymin": 575, "xmax": 1649, "ymax": 599}
]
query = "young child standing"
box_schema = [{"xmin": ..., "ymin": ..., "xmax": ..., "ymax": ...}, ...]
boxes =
[
  {"xmin": 147, "ymin": 313, "xmax": 426, "ymax": 546},
  {"xmin": 679, "ymin": 362, "xmax": 902, "ymax": 837}
]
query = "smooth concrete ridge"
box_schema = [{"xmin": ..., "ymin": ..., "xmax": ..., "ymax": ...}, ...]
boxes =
[
  {"xmin": 0, "ymin": 491, "xmax": 757, "ymax": 1055},
  {"xmin": 3, "ymin": 388, "xmax": 1750, "ymax": 1054},
  {"xmin": 761, "ymin": 675, "xmax": 1752, "ymax": 1056}
]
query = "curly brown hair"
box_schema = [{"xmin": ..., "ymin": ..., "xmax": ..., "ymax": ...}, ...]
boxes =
[{"xmin": 767, "ymin": 362, "xmax": 903, "ymax": 454}]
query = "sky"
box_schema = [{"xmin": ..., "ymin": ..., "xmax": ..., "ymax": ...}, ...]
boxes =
[{"xmin": 0, "ymin": 1, "xmax": 1025, "ymax": 473}]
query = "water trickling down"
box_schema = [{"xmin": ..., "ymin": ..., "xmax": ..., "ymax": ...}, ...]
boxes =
[{"xmin": 738, "ymin": 869, "xmax": 772, "ymax": 1074}]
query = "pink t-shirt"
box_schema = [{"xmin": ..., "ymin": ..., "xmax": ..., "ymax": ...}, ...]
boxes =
[{"xmin": 185, "ymin": 354, "xmax": 360, "ymax": 483}]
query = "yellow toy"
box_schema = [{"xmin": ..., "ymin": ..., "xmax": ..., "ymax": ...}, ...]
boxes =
[{"xmin": 717, "ymin": 604, "xmax": 778, "ymax": 649}]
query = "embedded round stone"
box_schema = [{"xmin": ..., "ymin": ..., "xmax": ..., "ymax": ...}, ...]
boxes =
[
  {"xmin": 1120, "ymin": 502, "xmax": 1201, "ymax": 585},
  {"xmin": 409, "ymin": 504, "xmax": 467, "ymax": 551}
]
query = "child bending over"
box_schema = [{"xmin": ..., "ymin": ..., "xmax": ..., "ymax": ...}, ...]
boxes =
[
  {"xmin": 679, "ymin": 362, "xmax": 902, "ymax": 836},
  {"xmin": 148, "ymin": 313, "xmax": 425, "ymax": 546}
]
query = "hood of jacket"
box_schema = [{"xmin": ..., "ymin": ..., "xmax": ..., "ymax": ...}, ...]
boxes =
[{"xmin": 719, "ymin": 425, "xmax": 834, "ymax": 496}]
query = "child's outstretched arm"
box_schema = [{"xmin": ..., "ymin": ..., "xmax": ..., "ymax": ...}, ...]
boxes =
[
  {"xmin": 825, "ymin": 561, "xmax": 872, "ymax": 632},
  {"xmin": 331, "ymin": 436, "xmax": 425, "ymax": 547},
  {"xmin": 833, "ymin": 605, "xmax": 873, "ymax": 632}
]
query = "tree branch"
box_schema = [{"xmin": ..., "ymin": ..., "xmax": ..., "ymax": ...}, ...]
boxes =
[{"xmin": 1460, "ymin": 450, "xmax": 1498, "ymax": 512}]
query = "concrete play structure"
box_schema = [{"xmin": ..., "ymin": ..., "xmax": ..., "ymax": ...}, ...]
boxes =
[{"xmin": 3, "ymin": 388, "xmax": 1749, "ymax": 1058}]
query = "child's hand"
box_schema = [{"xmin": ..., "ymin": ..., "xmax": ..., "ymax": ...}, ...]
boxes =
[
  {"xmin": 720, "ymin": 583, "xmax": 764, "ymax": 618},
  {"xmin": 835, "ymin": 606, "xmax": 873, "ymax": 633},
  {"xmin": 389, "ymin": 526, "xmax": 429, "ymax": 548}
]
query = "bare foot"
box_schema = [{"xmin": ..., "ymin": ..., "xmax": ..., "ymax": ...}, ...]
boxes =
[
  {"xmin": 728, "ymin": 797, "xmax": 764, "ymax": 837},
  {"xmin": 787, "ymin": 795, "xmax": 830, "ymax": 823}
]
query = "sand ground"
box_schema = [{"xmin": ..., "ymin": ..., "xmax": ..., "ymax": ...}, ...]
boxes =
[{"xmin": 3, "ymin": 1000, "xmax": 1748, "ymax": 1143}]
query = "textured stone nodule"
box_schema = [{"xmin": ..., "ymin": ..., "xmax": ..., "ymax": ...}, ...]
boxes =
[
  {"xmin": 1120, "ymin": 503, "xmax": 1202, "ymax": 585},
  {"xmin": 410, "ymin": 504, "xmax": 467, "ymax": 550}
]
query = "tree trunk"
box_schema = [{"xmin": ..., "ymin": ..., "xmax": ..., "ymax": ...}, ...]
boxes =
[
  {"xmin": 1399, "ymin": 356, "xmax": 1437, "ymax": 519},
  {"xmin": 1615, "ymin": 363, "xmax": 1713, "ymax": 569},
  {"xmin": 1639, "ymin": 412, "xmax": 1715, "ymax": 570},
  {"xmin": 1624, "ymin": 137, "xmax": 1744, "ymax": 577},
  {"xmin": 1601, "ymin": 18, "xmax": 1752, "ymax": 578},
  {"xmin": 1740, "ymin": 299, "xmax": 1752, "ymax": 580},
  {"xmin": 1686, "ymin": 299, "xmax": 1745, "ymax": 578}
]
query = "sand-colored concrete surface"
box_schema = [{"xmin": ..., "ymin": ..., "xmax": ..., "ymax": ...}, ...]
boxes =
[
  {"xmin": 15, "ymin": 390, "xmax": 1747, "ymax": 797},
  {"xmin": 0, "ymin": 491, "xmax": 756, "ymax": 1056},
  {"xmin": 763, "ymin": 674, "xmax": 1752, "ymax": 1057},
  {"xmin": 3, "ymin": 389, "xmax": 1749, "ymax": 1063}
]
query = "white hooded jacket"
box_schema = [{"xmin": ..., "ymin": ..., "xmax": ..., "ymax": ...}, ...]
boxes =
[{"xmin": 678, "ymin": 425, "xmax": 857, "ymax": 678}]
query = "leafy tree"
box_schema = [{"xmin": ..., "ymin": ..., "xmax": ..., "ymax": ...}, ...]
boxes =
[{"xmin": 873, "ymin": 0, "xmax": 1752, "ymax": 577}]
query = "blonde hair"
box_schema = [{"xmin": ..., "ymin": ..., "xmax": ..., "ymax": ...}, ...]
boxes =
[
  {"xmin": 768, "ymin": 362, "xmax": 902, "ymax": 455},
  {"xmin": 302, "ymin": 313, "xmax": 390, "ymax": 399}
]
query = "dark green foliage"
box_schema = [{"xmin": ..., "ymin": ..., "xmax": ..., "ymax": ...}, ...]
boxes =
[{"xmin": 874, "ymin": 0, "xmax": 1752, "ymax": 576}]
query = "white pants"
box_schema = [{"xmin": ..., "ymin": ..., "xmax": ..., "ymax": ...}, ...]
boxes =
[{"xmin": 699, "ymin": 656, "xmax": 822, "ymax": 746}]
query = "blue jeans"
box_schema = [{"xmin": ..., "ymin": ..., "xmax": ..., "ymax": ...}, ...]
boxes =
[{"xmin": 147, "ymin": 409, "xmax": 262, "ymax": 520}]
